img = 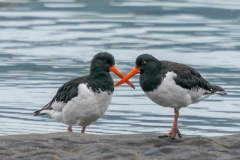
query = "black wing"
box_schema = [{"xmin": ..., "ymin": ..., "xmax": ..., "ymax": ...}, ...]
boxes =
[
  {"xmin": 34, "ymin": 76, "xmax": 89, "ymax": 116},
  {"xmin": 161, "ymin": 61, "xmax": 225, "ymax": 94}
]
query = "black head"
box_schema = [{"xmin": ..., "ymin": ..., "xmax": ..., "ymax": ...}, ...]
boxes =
[
  {"xmin": 114, "ymin": 54, "xmax": 160, "ymax": 88},
  {"xmin": 135, "ymin": 54, "xmax": 160, "ymax": 74},
  {"xmin": 90, "ymin": 52, "xmax": 115, "ymax": 72},
  {"xmin": 90, "ymin": 52, "xmax": 135, "ymax": 89}
]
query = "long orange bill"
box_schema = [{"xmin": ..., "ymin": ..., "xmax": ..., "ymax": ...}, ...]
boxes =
[
  {"xmin": 110, "ymin": 65, "xmax": 135, "ymax": 89},
  {"xmin": 114, "ymin": 67, "xmax": 140, "ymax": 88}
]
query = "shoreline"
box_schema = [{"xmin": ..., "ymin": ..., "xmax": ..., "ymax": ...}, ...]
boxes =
[{"xmin": 0, "ymin": 133, "xmax": 240, "ymax": 160}]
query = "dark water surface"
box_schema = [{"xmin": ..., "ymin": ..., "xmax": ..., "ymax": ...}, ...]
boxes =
[{"xmin": 0, "ymin": 0, "xmax": 239, "ymax": 136}]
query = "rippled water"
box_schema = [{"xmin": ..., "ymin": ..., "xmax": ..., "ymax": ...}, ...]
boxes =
[{"xmin": 0, "ymin": 0, "xmax": 240, "ymax": 137}]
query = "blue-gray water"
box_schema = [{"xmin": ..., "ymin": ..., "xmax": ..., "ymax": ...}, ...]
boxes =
[{"xmin": 0, "ymin": 0, "xmax": 239, "ymax": 137}]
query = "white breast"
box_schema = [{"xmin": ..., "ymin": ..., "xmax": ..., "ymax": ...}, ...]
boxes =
[
  {"xmin": 61, "ymin": 83, "xmax": 112, "ymax": 127},
  {"xmin": 51, "ymin": 101, "xmax": 65, "ymax": 112},
  {"xmin": 145, "ymin": 72, "xmax": 210, "ymax": 109}
]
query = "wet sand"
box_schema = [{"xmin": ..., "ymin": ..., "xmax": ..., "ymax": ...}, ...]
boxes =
[{"xmin": 0, "ymin": 133, "xmax": 240, "ymax": 160}]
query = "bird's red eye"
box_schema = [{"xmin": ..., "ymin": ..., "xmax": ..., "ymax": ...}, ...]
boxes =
[
  {"xmin": 142, "ymin": 61, "xmax": 147, "ymax": 64},
  {"xmin": 103, "ymin": 59, "xmax": 108, "ymax": 63}
]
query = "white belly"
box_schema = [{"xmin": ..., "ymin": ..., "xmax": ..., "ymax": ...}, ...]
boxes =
[
  {"xmin": 145, "ymin": 72, "xmax": 210, "ymax": 108},
  {"xmin": 62, "ymin": 84, "xmax": 112, "ymax": 127}
]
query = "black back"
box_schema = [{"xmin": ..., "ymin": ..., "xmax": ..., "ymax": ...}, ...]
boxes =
[
  {"xmin": 34, "ymin": 52, "xmax": 115, "ymax": 115},
  {"xmin": 136, "ymin": 54, "xmax": 224, "ymax": 93}
]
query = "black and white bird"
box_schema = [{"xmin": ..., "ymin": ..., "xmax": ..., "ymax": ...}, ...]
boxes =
[
  {"xmin": 34, "ymin": 52, "xmax": 134, "ymax": 133},
  {"xmin": 115, "ymin": 54, "xmax": 226, "ymax": 138}
]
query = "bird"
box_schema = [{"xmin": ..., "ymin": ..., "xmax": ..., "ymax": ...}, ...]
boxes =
[
  {"xmin": 34, "ymin": 52, "xmax": 135, "ymax": 133},
  {"xmin": 115, "ymin": 54, "xmax": 226, "ymax": 139}
]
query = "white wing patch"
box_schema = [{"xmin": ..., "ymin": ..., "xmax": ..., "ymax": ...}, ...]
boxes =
[
  {"xmin": 39, "ymin": 83, "xmax": 112, "ymax": 127},
  {"xmin": 189, "ymin": 88, "xmax": 211, "ymax": 104},
  {"xmin": 51, "ymin": 101, "xmax": 65, "ymax": 112},
  {"xmin": 145, "ymin": 71, "xmax": 211, "ymax": 108},
  {"xmin": 61, "ymin": 83, "xmax": 112, "ymax": 127}
]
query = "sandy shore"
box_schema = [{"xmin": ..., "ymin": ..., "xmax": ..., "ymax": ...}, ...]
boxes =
[{"xmin": 0, "ymin": 133, "xmax": 240, "ymax": 160}]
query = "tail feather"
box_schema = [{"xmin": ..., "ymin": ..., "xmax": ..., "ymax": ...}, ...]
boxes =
[
  {"xmin": 34, "ymin": 109, "xmax": 62, "ymax": 121},
  {"xmin": 211, "ymin": 85, "xmax": 227, "ymax": 95},
  {"xmin": 34, "ymin": 103, "xmax": 53, "ymax": 116},
  {"xmin": 33, "ymin": 109, "xmax": 46, "ymax": 116}
]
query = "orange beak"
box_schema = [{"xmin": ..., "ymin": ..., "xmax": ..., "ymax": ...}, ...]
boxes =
[
  {"xmin": 114, "ymin": 67, "xmax": 140, "ymax": 88},
  {"xmin": 110, "ymin": 65, "xmax": 135, "ymax": 89}
]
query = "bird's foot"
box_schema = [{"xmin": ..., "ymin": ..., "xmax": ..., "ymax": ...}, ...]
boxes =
[
  {"xmin": 159, "ymin": 108, "xmax": 182, "ymax": 139},
  {"xmin": 158, "ymin": 135, "xmax": 169, "ymax": 138},
  {"xmin": 158, "ymin": 128, "xmax": 182, "ymax": 139},
  {"xmin": 168, "ymin": 127, "xmax": 182, "ymax": 139},
  {"xmin": 81, "ymin": 127, "xmax": 86, "ymax": 133},
  {"xmin": 68, "ymin": 127, "xmax": 72, "ymax": 132}
]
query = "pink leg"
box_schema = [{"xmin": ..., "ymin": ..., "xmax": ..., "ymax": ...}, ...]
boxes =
[
  {"xmin": 68, "ymin": 127, "xmax": 72, "ymax": 132},
  {"xmin": 167, "ymin": 108, "xmax": 182, "ymax": 138},
  {"xmin": 81, "ymin": 127, "xmax": 86, "ymax": 133}
]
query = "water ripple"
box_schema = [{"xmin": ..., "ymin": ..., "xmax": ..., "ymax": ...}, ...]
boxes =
[{"xmin": 0, "ymin": 0, "xmax": 239, "ymax": 136}]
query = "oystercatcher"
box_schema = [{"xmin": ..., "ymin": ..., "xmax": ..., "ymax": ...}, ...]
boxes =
[
  {"xmin": 34, "ymin": 52, "xmax": 134, "ymax": 133},
  {"xmin": 115, "ymin": 54, "xmax": 226, "ymax": 138}
]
